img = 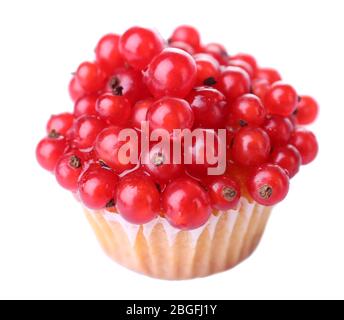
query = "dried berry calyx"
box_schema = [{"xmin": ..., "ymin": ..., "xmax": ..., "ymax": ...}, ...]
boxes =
[
  {"xmin": 259, "ymin": 185, "xmax": 273, "ymax": 199},
  {"xmin": 109, "ymin": 77, "xmax": 124, "ymax": 96}
]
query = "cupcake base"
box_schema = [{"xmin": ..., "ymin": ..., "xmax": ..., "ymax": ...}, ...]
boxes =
[{"xmin": 84, "ymin": 198, "xmax": 272, "ymax": 280}]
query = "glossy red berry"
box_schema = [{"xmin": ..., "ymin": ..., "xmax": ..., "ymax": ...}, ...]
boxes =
[
  {"xmin": 72, "ymin": 115, "xmax": 106, "ymax": 149},
  {"xmin": 186, "ymin": 87, "xmax": 228, "ymax": 129},
  {"xmin": 144, "ymin": 48, "xmax": 197, "ymax": 98},
  {"xmin": 263, "ymin": 115, "xmax": 293, "ymax": 147},
  {"xmin": 231, "ymin": 127, "xmax": 271, "ymax": 166},
  {"xmin": 248, "ymin": 164, "xmax": 289, "ymax": 206},
  {"xmin": 230, "ymin": 53, "xmax": 258, "ymax": 74},
  {"xmin": 252, "ymin": 79, "xmax": 270, "ymax": 100},
  {"xmin": 68, "ymin": 77, "xmax": 85, "ymax": 102},
  {"xmin": 36, "ymin": 135, "xmax": 67, "ymax": 171},
  {"xmin": 226, "ymin": 162, "xmax": 254, "ymax": 198},
  {"xmin": 203, "ymin": 43, "xmax": 228, "ymax": 65},
  {"xmin": 106, "ymin": 67, "xmax": 149, "ymax": 104},
  {"xmin": 142, "ymin": 143, "xmax": 184, "ymax": 183},
  {"xmin": 95, "ymin": 126, "xmax": 138, "ymax": 173},
  {"xmin": 227, "ymin": 93, "xmax": 266, "ymax": 128},
  {"xmin": 270, "ymin": 144, "xmax": 301, "ymax": 178},
  {"xmin": 265, "ymin": 82, "xmax": 298, "ymax": 116},
  {"xmin": 206, "ymin": 175, "xmax": 241, "ymax": 211},
  {"xmin": 96, "ymin": 93, "xmax": 131, "ymax": 126},
  {"xmin": 146, "ymin": 97, "xmax": 194, "ymax": 133},
  {"xmin": 119, "ymin": 27, "xmax": 164, "ymax": 71},
  {"xmin": 46, "ymin": 113, "xmax": 74, "ymax": 136},
  {"xmin": 74, "ymin": 94, "xmax": 98, "ymax": 117},
  {"xmin": 116, "ymin": 173, "xmax": 160, "ymax": 224},
  {"xmin": 55, "ymin": 151, "xmax": 84, "ymax": 191},
  {"xmin": 169, "ymin": 25, "xmax": 201, "ymax": 50},
  {"xmin": 131, "ymin": 98, "xmax": 154, "ymax": 130},
  {"xmin": 78, "ymin": 164, "xmax": 118, "ymax": 210},
  {"xmin": 184, "ymin": 129, "xmax": 221, "ymax": 178},
  {"xmin": 193, "ymin": 53, "xmax": 220, "ymax": 86},
  {"xmin": 227, "ymin": 58, "xmax": 254, "ymax": 79},
  {"xmin": 216, "ymin": 66, "xmax": 251, "ymax": 103},
  {"xmin": 255, "ymin": 67, "xmax": 281, "ymax": 84},
  {"xmin": 95, "ymin": 34, "xmax": 124, "ymax": 75},
  {"xmin": 225, "ymin": 128, "xmax": 235, "ymax": 150},
  {"xmin": 168, "ymin": 41, "xmax": 195, "ymax": 55},
  {"xmin": 295, "ymin": 95, "xmax": 319, "ymax": 125},
  {"xmin": 75, "ymin": 61, "xmax": 106, "ymax": 93},
  {"xmin": 289, "ymin": 128, "xmax": 318, "ymax": 165},
  {"xmin": 162, "ymin": 178, "xmax": 211, "ymax": 230}
]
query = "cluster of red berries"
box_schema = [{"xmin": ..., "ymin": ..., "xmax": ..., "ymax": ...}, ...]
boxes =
[{"xmin": 36, "ymin": 26, "xmax": 319, "ymax": 230}]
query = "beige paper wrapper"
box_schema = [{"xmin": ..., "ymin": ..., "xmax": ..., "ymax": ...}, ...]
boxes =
[{"xmin": 84, "ymin": 197, "xmax": 272, "ymax": 280}]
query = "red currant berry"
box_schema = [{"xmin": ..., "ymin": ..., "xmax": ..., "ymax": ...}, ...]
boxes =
[
  {"xmin": 142, "ymin": 143, "xmax": 184, "ymax": 183},
  {"xmin": 206, "ymin": 175, "xmax": 241, "ymax": 211},
  {"xmin": 147, "ymin": 97, "xmax": 194, "ymax": 133},
  {"xmin": 231, "ymin": 127, "xmax": 271, "ymax": 166},
  {"xmin": 72, "ymin": 115, "xmax": 106, "ymax": 150},
  {"xmin": 193, "ymin": 53, "xmax": 220, "ymax": 86},
  {"xmin": 227, "ymin": 58, "xmax": 254, "ymax": 78},
  {"xmin": 227, "ymin": 93, "xmax": 266, "ymax": 128},
  {"xmin": 75, "ymin": 61, "xmax": 106, "ymax": 93},
  {"xmin": 78, "ymin": 164, "xmax": 118, "ymax": 210},
  {"xmin": 265, "ymin": 82, "xmax": 298, "ymax": 116},
  {"xmin": 295, "ymin": 95, "xmax": 319, "ymax": 125},
  {"xmin": 95, "ymin": 34, "xmax": 124, "ymax": 75},
  {"xmin": 184, "ymin": 129, "xmax": 221, "ymax": 178},
  {"xmin": 95, "ymin": 126, "xmax": 138, "ymax": 173},
  {"xmin": 74, "ymin": 94, "xmax": 98, "ymax": 117},
  {"xmin": 215, "ymin": 66, "xmax": 251, "ymax": 103},
  {"xmin": 162, "ymin": 177, "xmax": 211, "ymax": 230},
  {"xmin": 226, "ymin": 128, "xmax": 235, "ymax": 150},
  {"xmin": 119, "ymin": 27, "xmax": 164, "ymax": 71},
  {"xmin": 168, "ymin": 41, "xmax": 195, "ymax": 55},
  {"xmin": 106, "ymin": 67, "xmax": 150, "ymax": 104},
  {"xmin": 203, "ymin": 43, "xmax": 228, "ymax": 65},
  {"xmin": 288, "ymin": 113, "xmax": 298, "ymax": 129},
  {"xmin": 144, "ymin": 48, "xmax": 197, "ymax": 98},
  {"xmin": 226, "ymin": 162, "xmax": 254, "ymax": 199},
  {"xmin": 116, "ymin": 173, "xmax": 160, "ymax": 224},
  {"xmin": 131, "ymin": 98, "xmax": 154, "ymax": 130},
  {"xmin": 230, "ymin": 53, "xmax": 258, "ymax": 74},
  {"xmin": 68, "ymin": 77, "xmax": 85, "ymax": 102},
  {"xmin": 289, "ymin": 128, "xmax": 318, "ymax": 165},
  {"xmin": 189, "ymin": 87, "xmax": 228, "ymax": 129},
  {"xmin": 46, "ymin": 113, "xmax": 74, "ymax": 136},
  {"xmin": 96, "ymin": 93, "xmax": 131, "ymax": 126},
  {"xmin": 248, "ymin": 164, "xmax": 289, "ymax": 206},
  {"xmin": 270, "ymin": 144, "xmax": 301, "ymax": 178},
  {"xmin": 255, "ymin": 67, "xmax": 281, "ymax": 84},
  {"xmin": 80, "ymin": 148, "xmax": 97, "ymax": 163},
  {"xmin": 55, "ymin": 151, "xmax": 84, "ymax": 191},
  {"xmin": 36, "ymin": 135, "xmax": 67, "ymax": 171},
  {"xmin": 263, "ymin": 115, "xmax": 293, "ymax": 146},
  {"xmin": 169, "ymin": 25, "xmax": 201, "ymax": 51},
  {"xmin": 252, "ymin": 79, "xmax": 270, "ymax": 100}
]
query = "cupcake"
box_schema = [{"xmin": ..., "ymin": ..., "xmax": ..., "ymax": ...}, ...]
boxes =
[{"xmin": 36, "ymin": 25, "xmax": 319, "ymax": 280}]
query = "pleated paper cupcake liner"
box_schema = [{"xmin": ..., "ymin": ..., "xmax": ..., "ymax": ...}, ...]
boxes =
[{"xmin": 85, "ymin": 197, "xmax": 272, "ymax": 280}]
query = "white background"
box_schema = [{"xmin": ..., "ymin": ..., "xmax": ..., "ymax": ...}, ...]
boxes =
[{"xmin": 0, "ymin": 0, "xmax": 343, "ymax": 300}]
